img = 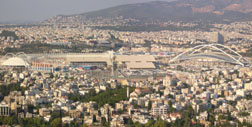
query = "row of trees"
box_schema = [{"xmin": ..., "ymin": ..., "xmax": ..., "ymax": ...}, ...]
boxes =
[
  {"xmin": 94, "ymin": 24, "xmax": 200, "ymax": 32},
  {"xmin": 68, "ymin": 87, "xmax": 135, "ymax": 108},
  {"xmin": 0, "ymin": 82, "xmax": 28, "ymax": 101},
  {"xmin": 3, "ymin": 42, "xmax": 69, "ymax": 54},
  {"xmin": 130, "ymin": 118, "xmax": 203, "ymax": 127},
  {"xmin": 0, "ymin": 116, "xmax": 81, "ymax": 127},
  {"xmin": 0, "ymin": 30, "xmax": 18, "ymax": 40},
  {"xmin": 0, "ymin": 116, "xmax": 47, "ymax": 127},
  {"xmin": 2, "ymin": 41, "xmax": 113, "ymax": 55}
]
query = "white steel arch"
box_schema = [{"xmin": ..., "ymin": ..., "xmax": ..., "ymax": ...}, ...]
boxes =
[
  {"xmin": 4, "ymin": 53, "xmax": 16, "ymax": 58},
  {"xmin": 169, "ymin": 44, "xmax": 245, "ymax": 66},
  {"xmin": 3, "ymin": 52, "xmax": 29, "ymax": 63},
  {"xmin": 16, "ymin": 52, "xmax": 27, "ymax": 57}
]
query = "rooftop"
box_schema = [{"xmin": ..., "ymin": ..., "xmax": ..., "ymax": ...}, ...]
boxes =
[{"xmin": 2, "ymin": 57, "xmax": 29, "ymax": 67}]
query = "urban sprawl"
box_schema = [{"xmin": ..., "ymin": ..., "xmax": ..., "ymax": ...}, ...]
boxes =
[{"xmin": 0, "ymin": 20, "xmax": 252, "ymax": 127}]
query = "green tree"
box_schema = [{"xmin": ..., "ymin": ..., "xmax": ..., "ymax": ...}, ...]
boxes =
[
  {"xmin": 145, "ymin": 120, "xmax": 155, "ymax": 127},
  {"xmin": 148, "ymin": 101, "xmax": 152, "ymax": 110},
  {"xmin": 101, "ymin": 117, "xmax": 110, "ymax": 127},
  {"xmin": 168, "ymin": 101, "xmax": 176, "ymax": 113},
  {"xmin": 2, "ymin": 116, "xmax": 18, "ymax": 125},
  {"xmin": 172, "ymin": 119, "xmax": 184, "ymax": 127},
  {"xmin": 0, "ymin": 30, "xmax": 18, "ymax": 40},
  {"xmin": 177, "ymin": 65, "xmax": 183, "ymax": 71},
  {"xmin": 25, "ymin": 118, "xmax": 47, "ymax": 127},
  {"xmin": 134, "ymin": 121, "xmax": 143, "ymax": 127},
  {"xmin": 154, "ymin": 119, "xmax": 168, "ymax": 127},
  {"xmin": 50, "ymin": 118, "xmax": 61, "ymax": 127},
  {"xmin": 70, "ymin": 120, "xmax": 80, "ymax": 127},
  {"xmin": 208, "ymin": 113, "xmax": 215, "ymax": 126},
  {"xmin": 238, "ymin": 112, "xmax": 250, "ymax": 117},
  {"xmin": 127, "ymin": 118, "xmax": 134, "ymax": 126},
  {"xmin": 68, "ymin": 87, "xmax": 135, "ymax": 108}
]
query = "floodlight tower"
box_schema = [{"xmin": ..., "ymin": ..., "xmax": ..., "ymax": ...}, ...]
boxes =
[{"xmin": 108, "ymin": 51, "xmax": 115, "ymax": 77}]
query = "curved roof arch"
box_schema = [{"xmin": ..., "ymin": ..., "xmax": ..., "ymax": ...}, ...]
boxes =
[
  {"xmin": 4, "ymin": 53, "xmax": 16, "ymax": 58},
  {"xmin": 2, "ymin": 57, "xmax": 29, "ymax": 67},
  {"xmin": 169, "ymin": 44, "xmax": 246, "ymax": 66},
  {"xmin": 16, "ymin": 52, "xmax": 27, "ymax": 57}
]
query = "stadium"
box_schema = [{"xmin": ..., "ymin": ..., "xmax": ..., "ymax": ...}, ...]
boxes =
[{"xmin": 169, "ymin": 44, "xmax": 249, "ymax": 68}]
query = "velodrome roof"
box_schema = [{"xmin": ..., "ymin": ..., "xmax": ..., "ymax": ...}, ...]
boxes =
[{"xmin": 2, "ymin": 57, "xmax": 29, "ymax": 67}]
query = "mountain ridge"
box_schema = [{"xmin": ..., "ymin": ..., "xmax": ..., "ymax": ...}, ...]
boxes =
[{"xmin": 46, "ymin": 0, "xmax": 252, "ymax": 24}]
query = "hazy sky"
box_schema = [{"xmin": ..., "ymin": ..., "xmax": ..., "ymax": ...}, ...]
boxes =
[{"xmin": 0, "ymin": 0, "xmax": 173, "ymax": 23}]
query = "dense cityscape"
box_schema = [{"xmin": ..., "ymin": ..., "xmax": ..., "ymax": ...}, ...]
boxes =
[{"xmin": 1, "ymin": 0, "xmax": 252, "ymax": 127}]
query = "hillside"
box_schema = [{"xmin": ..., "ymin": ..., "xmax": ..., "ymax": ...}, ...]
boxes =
[{"xmin": 46, "ymin": 0, "xmax": 252, "ymax": 24}]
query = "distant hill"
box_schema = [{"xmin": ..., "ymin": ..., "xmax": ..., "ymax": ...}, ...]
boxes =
[{"xmin": 46, "ymin": 0, "xmax": 252, "ymax": 24}]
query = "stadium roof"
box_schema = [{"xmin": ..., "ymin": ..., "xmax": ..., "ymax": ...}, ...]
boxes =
[
  {"xmin": 2, "ymin": 57, "xmax": 29, "ymax": 67},
  {"xmin": 169, "ymin": 44, "xmax": 246, "ymax": 66}
]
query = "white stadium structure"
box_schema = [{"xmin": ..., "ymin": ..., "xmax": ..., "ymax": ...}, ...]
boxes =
[
  {"xmin": 1, "ymin": 52, "xmax": 29, "ymax": 68},
  {"xmin": 2, "ymin": 57, "xmax": 29, "ymax": 67},
  {"xmin": 169, "ymin": 44, "xmax": 249, "ymax": 67}
]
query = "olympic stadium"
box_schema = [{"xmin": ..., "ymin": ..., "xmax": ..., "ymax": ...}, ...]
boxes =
[
  {"xmin": 169, "ymin": 44, "xmax": 249, "ymax": 67},
  {"xmin": 0, "ymin": 44, "xmax": 250, "ymax": 73}
]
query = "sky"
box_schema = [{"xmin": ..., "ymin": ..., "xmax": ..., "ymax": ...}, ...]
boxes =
[{"xmin": 0, "ymin": 0, "xmax": 173, "ymax": 23}]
